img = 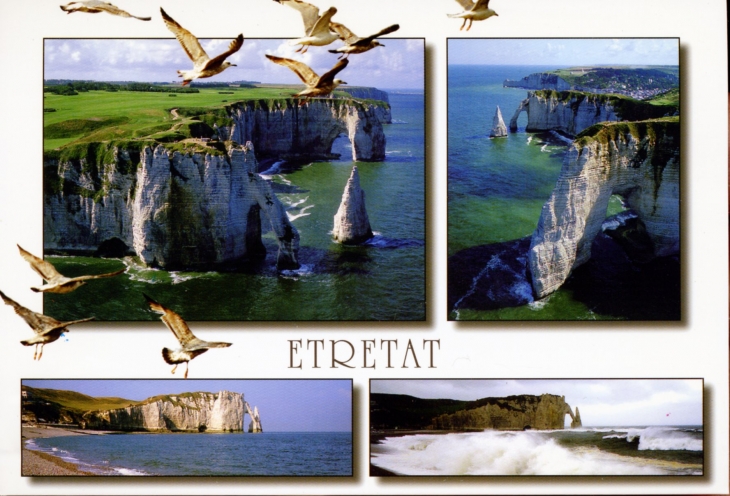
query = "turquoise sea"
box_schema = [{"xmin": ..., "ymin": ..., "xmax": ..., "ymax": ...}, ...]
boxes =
[
  {"xmin": 27, "ymin": 431, "xmax": 351, "ymax": 476},
  {"xmin": 43, "ymin": 92, "xmax": 425, "ymax": 321},
  {"xmin": 447, "ymin": 65, "xmax": 680, "ymax": 320}
]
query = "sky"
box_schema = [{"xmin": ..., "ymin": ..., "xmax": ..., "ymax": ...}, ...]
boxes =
[
  {"xmin": 371, "ymin": 379, "xmax": 703, "ymax": 427},
  {"xmin": 448, "ymin": 38, "xmax": 679, "ymax": 66},
  {"xmin": 44, "ymin": 38, "xmax": 424, "ymax": 90},
  {"xmin": 23, "ymin": 379, "xmax": 352, "ymax": 432}
]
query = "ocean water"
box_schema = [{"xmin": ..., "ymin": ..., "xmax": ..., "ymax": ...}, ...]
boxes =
[
  {"xmin": 447, "ymin": 65, "xmax": 680, "ymax": 320},
  {"xmin": 371, "ymin": 426, "xmax": 703, "ymax": 476},
  {"xmin": 43, "ymin": 92, "xmax": 425, "ymax": 321},
  {"xmin": 26, "ymin": 431, "xmax": 352, "ymax": 476}
]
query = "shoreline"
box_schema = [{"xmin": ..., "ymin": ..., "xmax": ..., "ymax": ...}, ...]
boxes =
[{"xmin": 21, "ymin": 425, "xmax": 113, "ymax": 476}]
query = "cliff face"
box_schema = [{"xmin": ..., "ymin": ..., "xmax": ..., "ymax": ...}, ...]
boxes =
[
  {"xmin": 223, "ymin": 99, "xmax": 386, "ymax": 162},
  {"xmin": 431, "ymin": 394, "xmax": 578, "ymax": 431},
  {"xmin": 504, "ymin": 73, "xmax": 571, "ymax": 91},
  {"xmin": 44, "ymin": 141, "xmax": 299, "ymax": 270},
  {"xmin": 529, "ymin": 119, "xmax": 680, "ymax": 298},
  {"xmin": 510, "ymin": 91, "xmax": 675, "ymax": 136},
  {"xmin": 511, "ymin": 91, "xmax": 619, "ymax": 135},
  {"xmin": 81, "ymin": 390, "xmax": 245, "ymax": 432}
]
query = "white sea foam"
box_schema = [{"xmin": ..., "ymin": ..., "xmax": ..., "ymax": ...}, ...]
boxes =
[
  {"xmin": 279, "ymin": 264, "xmax": 314, "ymax": 279},
  {"xmin": 259, "ymin": 160, "xmax": 285, "ymax": 176},
  {"xmin": 540, "ymin": 144, "xmax": 549, "ymax": 153},
  {"xmin": 626, "ymin": 427, "xmax": 703, "ymax": 451},
  {"xmin": 114, "ymin": 467, "xmax": 149, "ymax": 476},
  {"xmin": 391, "ymin": 119, "xmax": 408, "ymax": 124},
  {"xmin": 286, "ymin": 204, "xmax": 314, "ymax": 222},
  {"xmin": 549, "ymin": 130, "xmax": 574, "ymax": 145},
  {"xmin": 526, "ymin": 136, "xmax": 533, "ymax": 144},
  {"xmin": 371, "ymin": 431, "xmax": 676, "ymax": 476},
  {"xmin": 285, "ymin": 196, "xmax": 309, "ymax": 208}
]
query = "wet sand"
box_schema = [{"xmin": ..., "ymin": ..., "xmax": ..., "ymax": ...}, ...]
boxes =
[{"xmin": 21, "ymin": 425, "xmax": 110, "ymax": 476}]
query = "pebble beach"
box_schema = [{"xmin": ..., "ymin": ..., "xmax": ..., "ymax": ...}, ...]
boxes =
[{"xmin": 21, "ymin": 425, "xmax": 105, "ymax": 476}]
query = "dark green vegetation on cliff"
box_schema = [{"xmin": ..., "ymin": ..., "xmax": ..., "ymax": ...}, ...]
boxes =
[
  {"xmin": 22, "ymin": 386, "xmax": 139, "ymax": 424},
  {"xmin": 371, "ymin": 393, "xmax": 571, "ymax": 431},
  {"xmin": 550, "ymin": 66, "xmax": 678, "ymax": 92},
  {"xmin": 533, "ymin": 90, "xmax": 678, "ymax": 120},
  {"xmin": 575, "ymin": 116, "xmax": 680, "ymax": 151}
]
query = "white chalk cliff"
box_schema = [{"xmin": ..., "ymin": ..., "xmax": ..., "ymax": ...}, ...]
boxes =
[
  {"xmin": 222, "ymin": 99, "xmax": 387, "ymax": 162},
  {"xmin": 489, "ymin": 106, "xmax": 508, "ymax": 138},
  {"xmin": 509, "ymin": 90, "xmax": 673, "ymax": 136},
  {"xmin": 45, "ymin": 141, "xmax": 299, "ymax": 270},
  {"xmin": 333, "ymin": 166, "xmax": 373, "ymax": 244},
  {"xmin": 80, "ymin": 390, "xmax": 245, "ymax": 432},
  {"xmin": 529, "ymin": 119, "xmax": 680, "ymax": 298}
]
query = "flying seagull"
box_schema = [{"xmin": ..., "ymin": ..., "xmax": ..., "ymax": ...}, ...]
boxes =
[
  {"xmin": 144, "ymin": 294, "xmax": 232, "ymax": 379},
  {"xmin": 265, "ymin": 55, "xmax": 348, "ymax": 102},
  {"xmin": 273, "ymin": 0, "xmax": 339, "ymax": 53},
  {"xmin": 448, "ymin": 0, "xmax": 498, "ymax": 31},
  {"xmin": 59, "ymin": 1, "xmax": 151, "ymax": 20},
  {"xmin": 18, "ymin": 245, "xmax": 124, "ymax": 294},
  {"xmin": 160, "ymin": 7, "xmax": 244, "ymax": 86},
  {"xmin": 328, "ymin": 22, "xmax": 400, "ymax": 58},
  {"xmin": 0, "ymin": 290, "xmax": 94, "ymax": 360}
]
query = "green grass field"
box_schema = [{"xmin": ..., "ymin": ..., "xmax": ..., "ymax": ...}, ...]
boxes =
[
  {"xmin": 23, "ymin": 386, "xmax": 139, "ymax": 413},
  {"xmin": 43, "ymin": 86, "xmax": 298, "ymax": 151}
]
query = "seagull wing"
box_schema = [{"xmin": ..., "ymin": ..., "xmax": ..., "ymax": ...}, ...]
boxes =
[
  {"xmin": 72, "ymin": 268, "xmax": 126, "ymax": 282},
  {"xmin": 280, "ymin": 0, "xmax": 321, "ymax": 34},
  {"xmin": 454, "ymin": 0, "xmax": 476, "ymax": 10},
  {"xmin": 144, "ymin": 294, "xmax": 198, "ymax": 347},
  {"xmin": 18, "ymin": 245, "xmax": 64, "ymax": 284},
  {"xmin": 0, "ymin": 289, "xmax": 65, "ymax": 335},
  {"xmin": 203, "ymin": 34, "xmax": 244, "ymax": 71},
  {"xmin": 309, "ymin": 6, "xmax": 337, "ymax": 37},
  {"xmin": 474, "ymin": 0, "xmax": 491, "ymax": 9},
  {"xmin": 97, "ymin": 2, "xmax": 151, "ymax": 20},
  {"xmin": 354, "ymin": 24, "xmax": 400, "ymax": 46},
  {"xmin": 266, "ymin": 55, "xmax": 319, "ymax": 86},
  {"xmin": 160, "ymin": 8, "xmax": 209, "ymax": 64},
  {"xmin": 329, "ymin": 22, "xmax": 359, "ymax": 44},
  {"xmin": 318, "ymin": 58, "xmax": 349, "ymax": 85}
]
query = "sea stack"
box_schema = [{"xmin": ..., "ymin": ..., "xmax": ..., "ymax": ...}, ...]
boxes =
[
  {"xmin": 333, "ymin": 166, "xmax": 373, "ymax": 244},
  {"xmin": 571, "ymin": 406, "xmax": 582, "ymax": 428},
  {"xmin": 489, "ymin": 105, "xmax": 508, "ymax": 137}
]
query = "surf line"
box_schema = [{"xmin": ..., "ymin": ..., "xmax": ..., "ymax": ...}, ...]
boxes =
[{"xmin": 288, "ymin": 339, "xmax": 441, "ymax": 369}]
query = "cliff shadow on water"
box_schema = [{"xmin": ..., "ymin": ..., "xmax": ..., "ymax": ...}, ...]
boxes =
[{"xmin": 448, "ymin": 233, "xmax": 680, "ymax": 320}]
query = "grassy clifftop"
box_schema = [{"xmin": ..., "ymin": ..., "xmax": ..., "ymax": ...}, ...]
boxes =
[{"xmin": 533, "ymin": 90, "xmax": 678, "ymax": 121}]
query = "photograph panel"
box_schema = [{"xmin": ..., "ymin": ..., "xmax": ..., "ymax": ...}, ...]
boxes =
[
  {"xmin": 42, "ymin": 37, "xmax": 425, "ymax": 321},
  {"xmin": 447, "ymin": 38, "xmax": 680, "ymax": 321},
  {"xmin": 22, "ymin": 379, "xmax": 352, "ymax": 476},
  {"xmin": 370, "ymin": 378, "xmax": 703, "ymax": 476}
]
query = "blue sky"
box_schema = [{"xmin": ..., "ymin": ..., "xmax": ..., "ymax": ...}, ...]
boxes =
[
  {"xmin": 23, "ymin": 379, "xmax": 352, "ymax": 432},
  {"xmin": 449, "ymin": 38, "xmax": 679, "ymax": 66},
  {"xmin": 44, "ymin": 38, "xmax": 424, "ymax": 90},
  {"xmin": 371, "ymin": 379, "xmax": 703, "ymax": 427}
]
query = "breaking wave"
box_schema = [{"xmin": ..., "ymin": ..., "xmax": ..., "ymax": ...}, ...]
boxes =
[{"xmin": 371, "ymin": 431, "xmax": 695, "ymax": 476}]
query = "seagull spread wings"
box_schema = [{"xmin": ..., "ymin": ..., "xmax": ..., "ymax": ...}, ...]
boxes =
[
  {"xmin": 266, "ymin": 55, "xmax": 347, "ymax": 86},
  {"xmin": 160, "ymin": 8, "xmax": 243, "ymax": 70},
  {"xmin": 330, "ymin": 22, "xmax": 399, "ymax": 47},
  {"xmin": 0, "ymin": 290, "xmax": 92, "ymax": 336},
  {"xmin": 454, "ymin": 0, "xmax": 490, "ymax": 10},
  {"xmin": 277, "ymin": 0, "xmax": 336, "ymax": 36},
  {"xmin": 144, "ymin": 294, "xmax": 200, "ymax": 347},
  {"xmin": 18, "ymin": 244, "xmax": 125, "ymax": 293},
  {"xmin": 60, "ymin": 1, "xmax": 151, "ymax": 20}
]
